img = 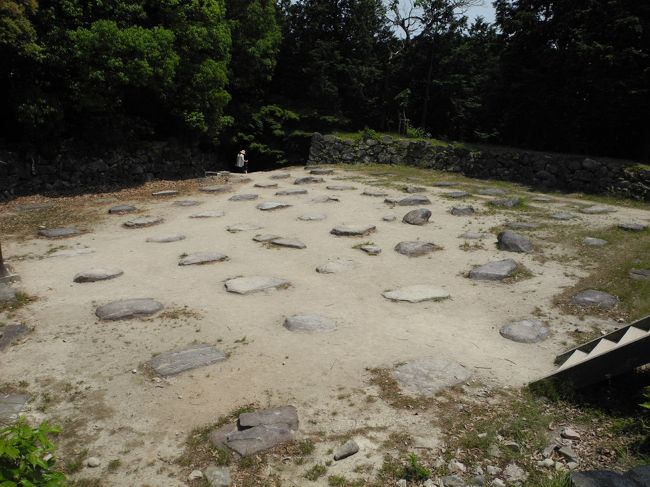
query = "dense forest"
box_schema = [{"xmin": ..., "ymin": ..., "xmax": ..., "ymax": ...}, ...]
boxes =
[{"xmin": 1, "ymin": 0, "xmax": 649, "ymax": 164}]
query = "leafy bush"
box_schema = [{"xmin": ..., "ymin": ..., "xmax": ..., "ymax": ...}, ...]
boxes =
[
  {"xmin": 405, "ymin": 126, "xmax": 431, "ymax": 139},
  {"xmin": 360, "ymin": 127, "xmax": 381, "ymax": 141},
  {"xmin": 401, "ymin": 453, "xmax": 430, "ymax": 481},
  {"xmin": 0, "ymin": 418, "xmax": 66, "ymax": 486}
]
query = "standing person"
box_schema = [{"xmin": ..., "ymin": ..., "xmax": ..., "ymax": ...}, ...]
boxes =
[{"xmin": 235, "ymin": 149, "xmax": 248, "ymax": 173}]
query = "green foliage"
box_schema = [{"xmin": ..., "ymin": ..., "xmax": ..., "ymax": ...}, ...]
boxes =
[
  {"xmin": 405, "ymin": 127, "xmax": 431, "ymax": 139},
  {"xmin": 0, "ymin": 418, "xmax": 66, "ymax": 486},
  {"xmin": 360, "ymin": 127, "xmax": 381, "ymax": 141},
  {"xmin": 304, "ymin": 464, "xmax": 327, "ymax": 481},
  {"xmin": 401, "ymin": 453, "xmax": 431, "ymax": 481}
]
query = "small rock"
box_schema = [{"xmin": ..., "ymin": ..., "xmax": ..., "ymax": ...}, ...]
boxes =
[
  {"xmin": 397, "ymin": 480, "xmax": 407, "ymax": 487},
  {"xmin": 550, "ymin": 212, "xmax": 575, "ymax": 221},
  {"xmin": 460, "ymin": 232, "xmax": 491, "ymax": 240},
  {"xmin": 450, "ymin": 206, "xmax": 475, "ymax": 216},
  {"xmin": 229, "ymin": 193, "xmax": 259, "ymax": 201},
  {"xmin": 394, "ymin": 241, "xmax": 439, "ymax": 257},
  {"xmin": 152, "ymin": 190, "xmax": 178, "ymax": 196},
  {"xmin": 0, "ymin": 284, "xmax": 17, "ymax": 302},
  {"xmin": 469, "ymin": 259, "xmax": 519, "ymax": 281},
  {"xmin": 270, "ymin": 238, "xmax": 306, "ymax": 249},
  {"xmin": 173, "ymin": 200, "xmax": 201, "ymax": 207},
  {"xmin": 316, "ymin": 258, "xmax": 357, "ymax": 274},
  {"xmin": 570, "ymin": 289, "xmax": 618, "ymax": 309},
  {"xmin": 567, "ymin": 462, "xmax": 579, "ymax": 470},
  {"xmin": 204, "ymin": 464, "xmax": 231, "ymax": 487},
  {"xmin": 276, "ymin": 188, "xmax": 307, "ymax": 196},
  {"xmin": 73, "ymin": 268, "xmax": 124, "ymax": 283},
  {"xmin": 256, "ymin": 201, "xmax": 291, "ymax": 211},
  {"xmin": 479, "ymin": 188, "xmax": 507, "ymax": 196},
  {"xmin": 362, "ymin": 189, "xmax": 389, "ymax": 197},
  {"xmin": 298, "ymin": 212, "xmax": 326, "ymax": 221},
  {"xmin": 538, "ymin": 458, "xmax": 555, "ymax": 468},
  {"xmin": 448, "ymin": 459, "xmax": 467, "ymax": 473},
  {"xmin": 253, "ymin": 234, "xmax": 281, "ymax": 242},
  {"xmin": 295, "ymin": 176, "xmax": 324, "ymax": 185},
  {"xmin": 224, "ymin": 276, "xmax": 290, "ymax": 295},
  {"xmin": 334, "ymin": 440, "xmax": 359, "ymax": 460},
  {"xmin": 442, "ymin": 475, "xmax": 464, "ymax": 487},
  {"xmin": 445, "ymin": 191, "xmax": 470, "ymax": 198},
  {"xmin": 146, "ymin": 233, "xmax": 186, "ymax": 243},
  {"xmin": 123, "ymin": 216, "xmax": 164, "ymax": 228},
  {"xmin": 584, "ymin": 237, "xmax": 608, "ymax": 246},
  {"xmin": 499, "ymin": 319, "xmax": 549, "ymax": 343},
  {"xmin": 330, "ymin": 224, "xmax": 376, "ymax": 236},
  {"xmin": 433, "ymin": 181, "xmax": 457, "ymax": 187},
  {"xmin": 404, "ymin": 185, "xmax": 426, "ymax": 193},
  {"xmin": 200, "ymin": 185, "xmax": 232, "ymax": 194},
  {"xmin": 497, "ymin": 230, "xmax": 533, "ymax": 253},
  {"xmin": 618, "ymin": 222, "xmax": 647, "ymax": 232},
  {"xmin": 402, "ymin": 208, "xmax": 431, "ymax": 225},
  {"xmin": 284, "ymin": 315, "xmax": 336, "ymax": 333},
  {"xmin": 394, "ymin": 358, "xmax": 471, "ymax": 396},
  {"xmin": 189, "ymin": 470, "xmax": 203, "ymax": 480},
  {"xmin": 108, "ymin": 205, "xmax": 136, "ymax": 214},
  {"xmin": 382, "ymin": 285, "xmax": 450, "ymax": 303},
  {"xmin": 190, "ymin": 211, "xmax": 225, "ymax": 218},
  {"xmin": 558, "ymin": 446, "xmax": 579, "ymax": 463},
  {"xmin": 580, "ymin": 205, "xmax": 616, "ymax": 214},
  {"xmin": 492, "ymin": 479, "xmax": 506, "ymax": 487},
  {"xmin": 95, "ymin": 298, "xmax": 163, "ymax": 320},
  {"xmin": 490, "ymin": 197, "xmax": 521, "ymax": 208},
  {"xmin": 311, "ymin": 195, "xmax": 339, "ymax": 203},
  {"xmin": 254, "ymin": 182, "xmax": 278, "ymax": 188},
  {"xmin": 86, "ymin": 457, "xmax": 100, "ymax": 468},
  {"xmin": 360, "ymin": 245, "xmax": 381, "ymax": 255},
  {"xmin": 486, "ymin": 465, "xmax": 501, "ymax": 475},
  {"xmin": 382, "ymin": 215, "xmax": 396, "ymax": 222},
  {"xmin": 561, "ymin": 427, "xmax": 581, "ymax": 440},
  {"xmin": 503, "ymin": 463, "xmax": 528, "ymax": 482},
  {"xmin": 179, "ymin": 252, "xmax": 228, "ymax": 266},
  {"xmin": 226, "ymin": 223, "xmax": 262, "ymax": 233},
  {"xmin": 487, "ymin": 444, "xmax": 501, "ymax": 458},
  {"xmin": 630, "ymin": 268, "xmax": 650, "ymax": 280},
  {"xmin": 270, "ymin": 173, "xmax": 291, "ymax": 180},
  {"xmin": 395, "ymin": 195, "xmax": 432, "ymax": 206},
  {"xmin": 327, "ymin": 185, "xmax": 356, "ymax": 191},
  {"xmin": 38, "ymin": 227, "xmax": 81, "ymax": 238}
]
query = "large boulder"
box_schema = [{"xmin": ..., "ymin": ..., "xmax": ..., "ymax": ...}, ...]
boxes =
[
  {"xmin": 497, "ymin": 230, "xmax": 533, "ymax": 253},
  {"xmin": 402, "ymin": 209, "xmax": 431, "ymax": 226}
]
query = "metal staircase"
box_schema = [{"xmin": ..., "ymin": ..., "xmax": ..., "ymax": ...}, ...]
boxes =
[{"xmin": 531, "ymin": 315, "xmax": 650, "ymax": 389}]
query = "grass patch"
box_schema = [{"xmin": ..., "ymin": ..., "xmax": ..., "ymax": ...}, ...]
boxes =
[
  {"xmin": 304, "ymin": 464, "xmax": 327, "ymax": 481},
  {"xmin": 0, "ymin": 203, "xmax": 101, "ymax": 241},
  {"xmin": 0, "ymin": 292, "xmax": 35, "ymax": 314},
  {"xmin": 367, "ymin": 367, "xmax": 436, "ymax": 410}
]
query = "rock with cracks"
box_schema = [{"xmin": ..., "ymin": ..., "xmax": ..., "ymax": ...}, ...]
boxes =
[
  {"xmin": 570, "ymin": 290, "xmax": 618, "ymax": 309},
  {"xmin": 330, "ymin": 224, "xmax": 376, "ymax": 236},
  {"xmin": 393, "ymin": 358, "xmax": 471, "ymax": 396},
  {"xmin": 316, "ymin": 258, "xmax": 358, "ymax": 274},
  {"xmin": 334, "ymin": 440, "xmax": 359, "ymax": 461},
  {"xmin": 499, "ymin": 319, "xmax": 549, "ymax": 343},
  {"xmin": 229, "ymin": 193, "xmax": 259, "ymax": 201},
  {"xmin": 108, "ymin": 205, "xmax": 136, "ymax": 214},
  {"xmin": 270, "ymin": 238, "xmax": 306, "ymax": 249},
  {"xmin": 38, "ymin": 228, "xmax": 81, "ymax": 238},
  {"xmin": 382, "ymin": 285, "xmax": 450, "ymax": 303},
  {"xmin": 123, "ymin": 216, "xmax": 164, "ymax": 228},
  {"xmin": 283, "ymin": 314, "xmax": 336, "ymax": 333},
  {"xmin": 469, "ymin": 259, "xmax": 519, "ymax": 281},
  {"xmin": 95, "ymin": 298, "xmax": 163, "ymax": 320},
  {"xmin": 224, "ymin": 276, "xmax": 290, "ymax": 295},
  {"xmin": 402, "ymin": 209, "xmax": 431, "ymax": 225},
  {"xmin": 179, "ymin": 252, "xmax": 228, "ymax": 266},
  {"xmin": 147, "ymin": 344, "xmax": 226, "ymax": 376},
  {"xmin": 497, "ymin": 230, "xmax": 533, "ymax": 253},
  {"xmin": 256, "ymin": 201, "xmax": 291, "ymax": 211}
]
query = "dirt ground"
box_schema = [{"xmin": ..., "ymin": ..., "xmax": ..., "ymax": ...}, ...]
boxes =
[{"xmin": 1, "ymin": 166, "xmax": 649, "ymax": 486}]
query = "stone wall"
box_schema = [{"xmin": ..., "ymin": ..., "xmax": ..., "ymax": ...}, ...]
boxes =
[
  {"xmin": 0, "ymin": 142, "xmax": 224, "ymax": 200},
  {"xmin": 308, "ymin": 133, "xmax": 650, "ymax": 201}
]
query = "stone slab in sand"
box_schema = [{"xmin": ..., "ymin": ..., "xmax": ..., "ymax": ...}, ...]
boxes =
[
  {"xmin": 393, "ymin": 358, "xmax": 471, "ymax": 396},
  {"xmin": 224, "ymin": 276, "xmax": 290, "ymax": 294},
  {"xmin": 382, "ymin": 285, "xmax": 450, "ymax": 303},
  {"xmin": 179, "ymin": 252, "xmax": 228, "ymax": 266},
  {"xmin": 73, "ymin": 268, "xmax": 123, "ymax": 283},
  {"xmin": 148, "ymin": 343, "xmax": 226, "ymax": 376},
  {"xmin": 284, "ymin": 314, "xmax": 336, "ymax": 333},
  {"xmin": 38, "ymin": 228, "xmax": 81, "ymax": 238},
  {"xmin": 123, "ymin": 216, "xmax": 164, "ymax": 228},
  {"xmin": 96, "ymin": 298, "xmax": 163, "ymax": 320},
  {"xmin": 330, "ymin": 224, "xmax": 376, "ymax": 236}
]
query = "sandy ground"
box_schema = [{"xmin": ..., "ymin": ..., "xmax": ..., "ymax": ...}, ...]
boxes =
[{"xmin": 2, "ymin": 166, "xmax": 649, "ymax": 486}]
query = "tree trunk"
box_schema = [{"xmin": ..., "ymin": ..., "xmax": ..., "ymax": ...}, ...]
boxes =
[{"xmin": 420, "ymin": 42, "xmax": 435, "ymax": 129}]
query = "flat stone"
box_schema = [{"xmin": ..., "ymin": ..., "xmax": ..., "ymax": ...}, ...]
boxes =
[
  {"xmin": 254, "ymin": 182, "xmax": 278, "ymax": 188},
  {"xmin": 256, "ymin": 201, "xmax": 291, "ymax": 211},
  {"xmin": 497, "ymin": 230, "xmax": 533, "ymax": 253},
  {"xmin": 330, "ymin": 224, "xmax": 376, "ymax": 236},
  {"xmin": 239, "ymin": 406, "xmax": 299, "ymax": 430},
  {"xmin": 0, "ymin": 284, "xmax": 17, "ymax": 302},
  {"xmin": 253, "ymin": 234, "xmax": 281, "ymax": 242},
  {"xmin": 0, "ymin": 393, "xmax": 29, "ymax": 423},
  {"xmin": 627, "ymin": 465, "xmax": 650, "ymax": 486},
  {"xmin": 38, "ymin": 227, "xmax": 81, "ymax": 238},
  {"xmin": 47, "ymin": 248, "xmax": 96, "ymax": 258},
  {"xmin": 208, "ymin": 422, "xmax": 238, "ymax": 449},
  {"xmin": 506, "ymin": 221, "xmax": 538, "ymax": 230},
  {"xmin": 311, "ymin": 196, "xmax": 339, "ymax": 203},
  {"xmin": 460, "ymin": 232, "xmax": 491, "ymax": 240},
  {"xmin": 550, "ymin": 212, "xmax": 576, "ymax": 221},
  {"xmin": 173, "ymin": 200, "xmax": 201, "ymax": 207},
  {"xmin": 224, "ymin": 276, "xmax": 290, "ymax": 294},
  {"xmin": 226, "ymin": 425, "xmax": 294, "ymax": 456},
  {"xmin": 531, "ymin": 196, "xmax": 553, "ymax": 202},
  {"xmin": 15, "ymin": 203, "xmax": 54, "ymax": 212},
  {"xmin": 148, "ymin": 343, "xmax": 226, "ymax": 376},
  {"xmin": 445, "ymin": 191, "xmax": 470, "ymax": 198},
  {"xmin": 630, "ymin": 268, "xmax": 650, "ymax": 280},
  {"xmin": 490, "ymin": 197, "xmax": 521, "ymax": 208},
  {"xmin": 469, "ymin": 259, "xmax": 518, "ymax": 281},
  {"xmin": 226, "ymin": 223, "xmax": 262, "ymax": 233},
  {"xmin": 95, "ymin": 298, "xmax": 163, "ymax": 320},
  {"xmin": 123, "ymin": 216, "xmax": 164, "ymax": 228},
  {"xmin": 396, "ymin": 195, "xmax": 431, "ymax": 206},
  {"xmin": 404, "ymin": 185, "xmax": 426, "ymax": 193},
  {"xmin": 146, "ymin": 233, "xmax": 186, "ymax": 243},
  {"xmin": 618, "ymin": 223, "xmax": 647, "ymax": 232},
  {"xmin": 499, "ymin": 319, "xmax": 549, "ymax": 343},
  {"xmin": 316, "ymin": 258, "xmax": 358, "ymax": 274},
  {"xmin": 310, "ymin": 168, "xmax": 334, "ymax": 175},
  {"xmin": 190, "ymin": 211, "xmax": 225, "ymax": 218},
  {"xmin": 298, "ymin": 212, "xmax": 327, "ymax": 221},
  {"xmin": 179, "ymin": 252, "xmax": 228, "ymax": 266},
  {"xmin": 478, "ymin": 188, "xmax": 507, "ymax": 196},
  {"xmin": 558, "ymin": 446, "xmax": 579, "ymax": 463},
  {"xmin": 229, "ymin": 193, "xmax": 259, "ymax": 201},
  {"xmin": 382, "ymin": 215, "xmax": 396, "ymax": 222},
  {"xmin": 402, "ymin": 208, "xmax": 431, "ymax": 225},
  {"xmin": 584, "ymin": 237, "xmax": 608, "ymax": 246},
  {"xmin": 295, "ymin": 176, "xmax": 324, "ymax": 185},
  {"xmin": 0, "ymin": 323, "xmax": 28, "ymax": 350},
  {"xmin": 108, "ymin": 205, "xmax": 136, "ymax": 214},
  {"xmin": 581, "ymin": 205, "xmax": 617, "ymax": 214},
  {"xmin": 204, "ymin": 465, "xmax": 231, "ymax": 487},
  {"xmin": 270, "ymin": 173, "xmax": 291, "ymax": 179},
  {"xmin": 442, "ymin": 475, "xmax": 465, "ymax": 487},
  {"xmin": 394, "ymin": 358, "xmax": 471, "ymax": 396},
  {"xmin": 362, "ymin": 189, "xmax": 389, "ymax": 197},
  {"xmin": 284, "ymin": 314, "xmax": 336, "ymax": 333},
  {"xmin": 394, "ymin": 241, "xmax": 438, "ymax": 257},
  {"xmin": 504, "ymin": 463, "xmax": 528, "ymax": 482},
  {"xmin": 360, "ymin": 245, "xmax": 381, "ymax": 255},
  {"xmin": 433, "ymin": 181, "xmax": 458, "ymax": 187},
  {"xmin": 276, "ymin": 188, "xmax": 307, "ymax": 196},
  {"xmin": 450, "ymin": 206, "xmax": 475, "ymax": 216},
  {"xmin": 271, "ymin": 238, "xmax": 306, "ymax": 249},
  {"xmin": 571, "ymin": 290, "xmax": 618, "ymax": 309},
  {"xmin": 382, "ymin": 285, "xmax": 450, "ymax": 303},
  {"xmin": 327, "ymin": 185, "xmax": 356, "ymax": 191},
  {"xmin": 152, "ymin": 190, "xmax": 178, "ymax": 196},
  {"xmin": 571, "ymin": 471, "xmax": 637, "ymax": 487},
  {"xmin": 73, "ymin": 268, "xmax": 123, "ymax": 283},
  {"xmin": 334, "ymin": 440, "xmax": 359, "ymax": 461},
  {"xmin": 200, "ymin": 185, "xmax": 232, "ymax": 193}
]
